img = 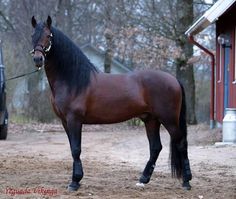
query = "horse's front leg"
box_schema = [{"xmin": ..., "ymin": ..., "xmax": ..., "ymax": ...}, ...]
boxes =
[{"xmin": 65, "ymin": 118, "xmax": 83, "ymax": 191}]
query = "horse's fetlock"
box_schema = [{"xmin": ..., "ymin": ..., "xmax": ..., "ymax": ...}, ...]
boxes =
[
  {"xmin": 183, "ymin": 159, "xmax": 192, "ymax": 181},
  {"xmin": 72, "ymin": 149, "xmax": 81, "ymax": 159},
  {"xmin": 72, "ymin": 174, "xmax": 83, "ymax": 182},
  {"xmin": 142, "ymin": 160, "xmax": 155, "ymax": 179},
  {"xmin": 73, "ymin": 161, "xmax": 83, "ymax": 182}
]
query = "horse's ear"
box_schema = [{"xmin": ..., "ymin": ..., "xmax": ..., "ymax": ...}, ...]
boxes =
[
  {"xmin": 31, "ymin": 16, "xmax": 37, "ymax": 28},
  {"xmin": 46, "ymin": 16, "xmax": 52, "ymax": 28}
]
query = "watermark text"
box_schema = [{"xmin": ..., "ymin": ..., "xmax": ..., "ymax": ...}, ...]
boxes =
[{"xmin": 5, "ymin": 186, "xmax": 58, "ymax": 197}]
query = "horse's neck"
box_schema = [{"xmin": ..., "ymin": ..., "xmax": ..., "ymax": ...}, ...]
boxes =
[
  {"xmin": 44, "ymin": 32, "xmax": 97, "ymax": 96},
  {"xmin": 44, "ymin": 58, "xmax": 61, "ymax": 97}
]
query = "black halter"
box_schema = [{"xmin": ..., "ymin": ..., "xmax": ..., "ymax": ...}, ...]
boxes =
[{"xmin": 30, "ymin": 33, "xmax": 53, "ymax": 57}]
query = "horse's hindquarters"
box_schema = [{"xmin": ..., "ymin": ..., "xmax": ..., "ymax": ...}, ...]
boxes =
[{"xmin": 137, "ymin": 70, "xmax": 182, "ymax": 125}]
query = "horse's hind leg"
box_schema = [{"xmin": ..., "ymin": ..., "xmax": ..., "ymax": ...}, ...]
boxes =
[
  {"xmin": 166, "ymin": 124, "xmax": 192, "ymax": 190},
  {"xmin": 176, "ymin": 133, "xmax": 192, "ymax": 190},
  {"xmin": 139, "ymin": 119, "xmax": 162, "ymax": 184}
]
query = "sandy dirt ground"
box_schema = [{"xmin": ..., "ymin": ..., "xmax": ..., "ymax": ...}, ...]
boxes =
[{"xmin": 0, "ymin": 122, "xmax": 235, "ymax": 199}]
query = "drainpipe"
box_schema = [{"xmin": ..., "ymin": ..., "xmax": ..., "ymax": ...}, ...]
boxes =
[{"xmin": 188, "ymin": 35, "xmax": 215, "ymax": 129}]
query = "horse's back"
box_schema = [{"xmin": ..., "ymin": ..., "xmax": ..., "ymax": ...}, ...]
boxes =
[
  {"xmin": 133, "ymin": 70, "xmax": 180, "ymax": 91},
  {"xmin": 84, "ymin": 70, "xmax": 181, "ymax": 124}
]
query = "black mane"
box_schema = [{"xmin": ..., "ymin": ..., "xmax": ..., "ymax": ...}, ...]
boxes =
[{"xmin": 44, "ymin": 25, "xmax": 98, "ymax": 94}]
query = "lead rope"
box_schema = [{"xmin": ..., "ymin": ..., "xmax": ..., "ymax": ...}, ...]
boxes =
[{"xmin": 3, "ymin": 67, "xmax": 41, "ymax": 83}]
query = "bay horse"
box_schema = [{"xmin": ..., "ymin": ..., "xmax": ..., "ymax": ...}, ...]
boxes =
[{"xmin": 30, "ymin": 16, "xmax": 192, "ymax": 191}]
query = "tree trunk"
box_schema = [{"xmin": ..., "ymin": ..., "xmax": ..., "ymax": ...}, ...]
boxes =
[
  {"xmin": 104, "ymin": 49, "xmax": 112, "ymax": 73},
  {"xmin": 104, "ymin": 29, "xmax": 114, "ymax": 73},
  {"xmin": 175, "ymin": 0, "xmax": 197, "ymax": 124}
]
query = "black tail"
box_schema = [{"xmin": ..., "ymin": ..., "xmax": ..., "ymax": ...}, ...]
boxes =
[
  {"xmin": 178, "ymin": 81, "xmax": 187, "ymax": 139},
  {"xmin": 170, "ymin": 81, "xmax": 187, "ymax": 178}
]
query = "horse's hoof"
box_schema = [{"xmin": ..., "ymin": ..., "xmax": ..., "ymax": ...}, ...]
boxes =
[
  {"xmin": 182, "ymin": 182, "xmax": 191, "ymax": 190},
  {"xmin": 68, "ymin": 181, "xmax": 80, "ymax": 192}
]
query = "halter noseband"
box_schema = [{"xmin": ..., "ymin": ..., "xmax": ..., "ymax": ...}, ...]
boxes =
[{"xmin": 30, "ymin": 33, "xmax": 53, "ymax": 56}]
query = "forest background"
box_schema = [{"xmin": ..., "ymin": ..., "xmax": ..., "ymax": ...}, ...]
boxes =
[{"xmin": 0, "ymin": 0, "xmax": 216, "ymax": 124}]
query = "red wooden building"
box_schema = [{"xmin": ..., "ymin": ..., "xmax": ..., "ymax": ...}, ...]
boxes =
[{"xmin": 186, "ymin": 0, "xmax": 236, "ymax": 128}]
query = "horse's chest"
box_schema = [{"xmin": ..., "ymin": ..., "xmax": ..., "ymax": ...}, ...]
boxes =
[
  {"xmin": 51, "ymin": 96, "xmax": 65, "ymax": 118},
  {"xmin": 52, "ymin": 94, "xmax": 87, "ymax": 120}
]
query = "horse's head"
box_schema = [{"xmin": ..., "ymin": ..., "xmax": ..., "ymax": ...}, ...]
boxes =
[{"xmin": 31, "ymin": 16, "xmax": 53, "ymax": 68}]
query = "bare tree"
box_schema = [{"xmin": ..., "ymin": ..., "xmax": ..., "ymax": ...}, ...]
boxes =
[
  {"xmin": 0, "ymin": 0, "xmax": 204, "ymax": 124},
  {"xmin": 135, "ymin": 0, "xmax": 197, "ymax": 124}
]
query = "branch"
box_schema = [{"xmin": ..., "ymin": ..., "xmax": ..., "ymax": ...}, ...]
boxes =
[{"xmin": 0, "ymin": 10, "xmax": 15, "ymax": 32}]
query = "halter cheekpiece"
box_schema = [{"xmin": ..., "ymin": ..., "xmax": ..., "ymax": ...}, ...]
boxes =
[{"xmin": 30, "ymin": 33, "xmax": 53, "ymax": 56}]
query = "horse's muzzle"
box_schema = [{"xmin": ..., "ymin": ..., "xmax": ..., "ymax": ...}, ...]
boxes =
[{"xmin": 33, "ymin": 55, "xmax": 44, "ymax": 68}]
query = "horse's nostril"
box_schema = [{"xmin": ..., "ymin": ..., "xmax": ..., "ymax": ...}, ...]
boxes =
[
  {"xmin": 33, "ymin": 56, "xmax": 42, "ymax": 63},
  {"xmin": 33, "ymin": 57, "xmax": 38, "ymax": 62}
]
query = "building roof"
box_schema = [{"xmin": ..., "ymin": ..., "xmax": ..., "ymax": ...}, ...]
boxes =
[
  {"xmin": 81, "ymin": 43, "xmax": 132, "ymax": 73},
  {"xmin": 185, "ymin": 0, "xmax": 236, "ymax": 36}
]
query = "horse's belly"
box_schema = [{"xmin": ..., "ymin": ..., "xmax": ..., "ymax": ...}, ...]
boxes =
[
  {"xmin": 84, "ymin": 110, "xmax": 142, "ymax": 124},
  {"xmin": 84, "ymin": 99, "xmax": 147, "ymax": 124}
]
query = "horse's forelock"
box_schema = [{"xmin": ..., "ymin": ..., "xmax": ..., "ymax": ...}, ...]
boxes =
[{"xmin": 32, "ymin": 22, "xmax": 45, "ymax": 47}]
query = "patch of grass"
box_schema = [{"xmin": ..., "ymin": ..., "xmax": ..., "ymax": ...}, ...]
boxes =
[
  {"xmin": 127, "ymin": 118, "xmax": 144, "ymax": 126},
  {"xmin": 9, "ymin": 114, "xmax": 35, "ymax": 124}
]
